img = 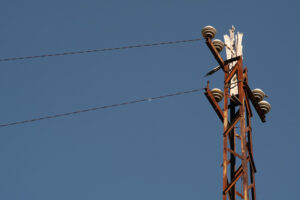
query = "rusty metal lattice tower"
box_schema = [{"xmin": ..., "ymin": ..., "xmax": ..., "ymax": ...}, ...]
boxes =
[{"xmin": 202, "ymin": 26, "xmax": 270, "ymax": 200}]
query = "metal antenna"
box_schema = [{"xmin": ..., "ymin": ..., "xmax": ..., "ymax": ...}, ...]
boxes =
[{"xmin": 202, "ymin": 25, "xmax": 271, "ymax": 200}]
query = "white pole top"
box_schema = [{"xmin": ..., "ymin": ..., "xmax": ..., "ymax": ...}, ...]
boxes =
[{"xmin": 224, "ymin": 26, "xmax": 243, "ymax": 96}]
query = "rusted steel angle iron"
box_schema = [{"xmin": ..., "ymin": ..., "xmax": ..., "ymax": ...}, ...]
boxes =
[
  {"xmin": 204, "ymin": 87, "xmax": 224, "ymax": 122},
  {"xmin": 223, "ymin": 165, "xmax": 244, "ymax": 194},
  {"xmin": 225, "ymin": 179, "xmax": 235, "ymax": 200},
  {"xmin": 205, "ymin": 38, "xmax": 241, "ymax": 71},
  {"xmin": 230, "ymin": 95, "xmax": 242, "ymax": 106},
  {"xmin": 224, "ymin": 56, "xmax": 241, "ymax": 65},
  {"xmin": 243, "ymin": 83, "xmax": 266, "ymax": 122},
  {"xmin": 223, "ymin": 114, "xmax": 241, "ymax": 136},
  {"xmin": 226, "ymin": 179, "xmax": 235, "ymax": 200},
  {"xmin": 247, "ymin": 144, "xmax": 257, "ymax": 173},
  {"xmin": 248, "ymin": 184, "xmax": 254, "ymax": 190},
  {"xmin": 245, "ymin": 93, "xmax": 253, "ymax": 117},
  {"xmin": 225, "ymin": 62, "xmax": 239, "ymax": 84},
  {"xmin": 236, "ymin": 191, "xmax": 244, "ymax": 198},
  {"xmin": 205, "ymin": 38, "xmax": 225, "ymax": 69},
  {"xmin": 226, "ymin": 148, "xmax": 243, "ymax": 160}
]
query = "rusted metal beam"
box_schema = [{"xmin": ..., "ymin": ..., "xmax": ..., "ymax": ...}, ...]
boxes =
[
  {"xmin": 249, "ymin": 167, "xmax": 256, "ymax": 200},
  {"xmin": 236, "ymin": 191, "xmax": 244, "ymax": 199},
  {"xmin": 248, "ymin": 184, "xmax": 254, "ymax": 190},
  {"xmin": 245, "ymin": 94, "xmax": 253, "ymax": 117},
  {"xmin": 229, "ymin": 101, "xmax": 237, "ymax": 200},
  {"xmin": 224, "ymin": 56, "xmax": 241, "ymax": 65},
  {"xmin": 224, "ymin": 114, "xmax": 241, "ymax": 137},
  {"xmin": 230, "ymin": 95, "xmax": 242, "ymax": 106},
  {"xmin": 226, "ymin": 179, "xmax": 235, "ymax": 200},
  {"xmin": 235, "ymin": 165, "xmax": 243, "ymax": 177},
  {"xmin": 246, "ymin": 105, "xmax": 257, "ymax": 200},
  {"xmin": 223, "ymin": 165, "xmax": 243, "ymax": 194},
  {"xmin": 204, "ymin": 56, "xmax": 241, "ymax": 77},
  {"xmin": 226, "ymin": 148, "xmax": 244, "ymax": 160},
  {"xmin": 243, "ymin": 83, "xmax": 266, "ymax": 123},
  {"xmin": 247, "ymin": 143, "xmax": 257, "ymax": 173},
  {"xmin": 205, "ymin": 38, "xmax": 225, "ymax": 69},
  {"xmin": 204, "ymin": 82, "xmax": 224, "ymax": 122},
  {"xmin": 223, "ymin": 64, "xmax": 230, "ymax": 200},
  {"xmin": 243, "ymin": 67, "xmax": 249, "ymax": 84},
  {"xmin": 243, "ymin": 68, "xmax": 253, "ymax": 118},
  {"xmin": 237, "ymin": 58, "xmax": 250, "ymax": 200},
  {"xmin": 225, "ymin": 64, "xmax": 239, "ymax": 84},
  {"xmin": 245, "ymin": 127, "xmax": 251, "ymax": 133}
]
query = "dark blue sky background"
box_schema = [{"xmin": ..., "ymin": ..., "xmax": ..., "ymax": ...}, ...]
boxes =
[{"xmin": 0, "ymin": 1, "xmax": 299, "ymax": 199}]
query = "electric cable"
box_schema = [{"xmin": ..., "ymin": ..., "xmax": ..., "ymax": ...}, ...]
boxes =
[
  {"xmin": 0, "ymin": 88, "xmax": 203, "ymax": 128},
  {"xmin": 0, "ymin": 38, "xmax": 203, "ymax": 62}
]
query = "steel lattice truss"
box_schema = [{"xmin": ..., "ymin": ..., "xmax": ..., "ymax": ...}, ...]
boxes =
[{"xmin": 204, "ymin": 37, "xmax": 267, "ymax": 200}]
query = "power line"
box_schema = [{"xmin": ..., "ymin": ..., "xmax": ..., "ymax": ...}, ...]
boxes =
[
  {"xmin": 0, "ymin": 38, "xmax": 203, "ymax": 62},
  {"xmin": 0, "ymin": 88, "xmax": 203, "ymax": 128}
]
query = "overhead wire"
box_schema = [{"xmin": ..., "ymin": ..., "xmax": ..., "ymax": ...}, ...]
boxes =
[
  {"xmin": 0, "ymin": 37, "xmax": 206, "ymax": 127},
  {"xmin": 0, "ymin": 38, "xmax": 203, "ymax": 62},
  {"xmin": 0, "ymin": 88, "xmax": 204, "ymax": 128}
]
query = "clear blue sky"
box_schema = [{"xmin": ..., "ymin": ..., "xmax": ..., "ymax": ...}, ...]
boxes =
[{"xmin": 0, "ymin": 0, "xmax": 299, "ymax": 199}]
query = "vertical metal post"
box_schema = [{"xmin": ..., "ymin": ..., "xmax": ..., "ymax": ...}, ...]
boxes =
[
  {"xmin": 237, "ymin": 58, "xmax": 249, "ymax": 200},
  {"xmin": 229, "ymin": 99, "xmax": 236, "ymax": 200},
  {"xmin": 223, "ymin": 64, "xmax": 229, "ymax": 200}
]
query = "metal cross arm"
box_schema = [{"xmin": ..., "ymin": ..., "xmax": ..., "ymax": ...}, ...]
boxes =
[
  {"xmin": 205, "ymin": 37, "xmax": 241, "ymax": 73},
  {"xmin": 204, "ymin": 81, "xmax": 225, "ymax": 122},
  {"xmin": 243, "ymin": 83, "xmax": 266, "ymax": 123},
  {"xmin": 205, "ymin": 37, "xmax": 225, "ymax": 69}
]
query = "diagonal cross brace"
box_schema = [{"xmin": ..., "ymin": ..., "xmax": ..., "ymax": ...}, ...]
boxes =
[
  {"xmin": 223, "ymin": 114, "xmax": 241, "ymax": 137},
  {"xmin": 223, "ymin": 165, "xmax": 244, "ymax": 195}
]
